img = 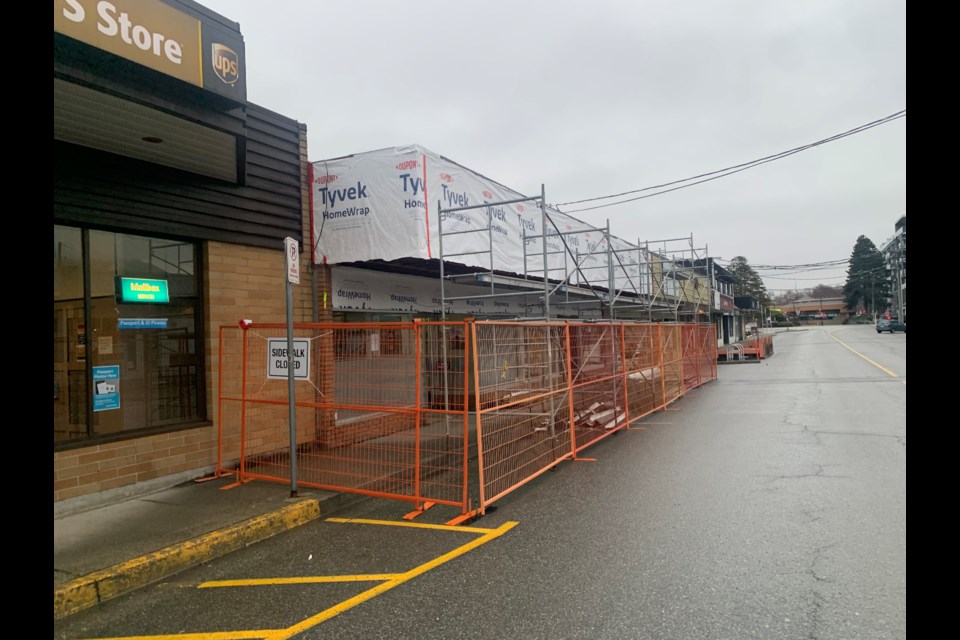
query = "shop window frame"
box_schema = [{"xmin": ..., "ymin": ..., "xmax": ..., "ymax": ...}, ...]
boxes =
[{"xmin": 53, "ymin": 225, "xmax": 210, "ymax": 453}]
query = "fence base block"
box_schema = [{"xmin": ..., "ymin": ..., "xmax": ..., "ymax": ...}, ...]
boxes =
[
  {"xmin": 445, "ymin": 508, "xmax": 482, "ymax": 526},
  {"xmin": 403, "ymin": 501, "xmax": 437, "ymax": 520}
]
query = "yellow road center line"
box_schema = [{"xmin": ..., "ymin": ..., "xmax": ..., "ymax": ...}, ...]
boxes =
[
  {"xmin": 199, "ymin": 574, "xmax": 401, "ymax": 588},
  {"xmin": 268, "ymin": 521, "xmax": 519, "ymax": 639},
  {"xmin": 325, "ymin": 517, "xmax": 496, "ymax": 534},
  {"xmin": 828, "ymin": 333, "xmax": 899, "ymax": 378}
]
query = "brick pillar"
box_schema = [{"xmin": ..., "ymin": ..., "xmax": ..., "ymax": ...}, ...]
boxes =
[{"xmin": 314, "ymin": 264, "xmax": 337, "ymax": 447}]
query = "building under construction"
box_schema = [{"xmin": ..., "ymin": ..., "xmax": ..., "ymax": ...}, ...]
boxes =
[{"xmin": 207, "ymin": 145, "xmax": 722, "ymax": 524}]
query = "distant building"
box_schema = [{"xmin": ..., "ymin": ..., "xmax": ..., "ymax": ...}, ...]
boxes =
[
  {"xmin": 879, "ymin": 216, "xmax": 907, "ymax": 321},
  {"xmin": 784, "ymin": 297, "xmax": 850, "ymax": 321}
]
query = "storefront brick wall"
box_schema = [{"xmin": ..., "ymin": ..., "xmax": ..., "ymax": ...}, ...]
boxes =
[
  {"xmin": 53, "ymin": 429, "xmax": 217, "ymax": 502},
  {"xmin": 54, "ymin": 243, "xmax": 321, "ymax": 502},
  {"xmin": 54, "ymin": 130, "xmax": 319, "ymax": 504}
]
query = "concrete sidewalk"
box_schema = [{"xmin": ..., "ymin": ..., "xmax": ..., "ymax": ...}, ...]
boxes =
[{"xmin": 53, "ymin": 475, "xmax": 360, "ymax": 620}]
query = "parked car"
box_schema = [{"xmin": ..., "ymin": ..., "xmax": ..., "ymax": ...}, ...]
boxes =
[{"xmin": 876, "ymin": 318, "xmax": 906, "ymax": 333}]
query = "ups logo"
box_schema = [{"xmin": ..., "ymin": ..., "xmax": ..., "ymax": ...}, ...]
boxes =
[{"xmin": 211, "ymin": 43, "xmax": 239, "ymax": 85}]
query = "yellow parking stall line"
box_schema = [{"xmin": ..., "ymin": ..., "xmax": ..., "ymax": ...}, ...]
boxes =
[
  {"xmin": 267, "ymin": 520, "xmax": 520, "ymax": 640},
  {"xmin": 198, "ymin": 574, "xmax": 401, "ymax": 588},
  {"xmin": 80, "ymin": 520, "xmax": 518, "ymax": 640},
  {"xmin": 325, "ymin": 516, "xmax": 497, "ymax": 534},
  {"xmin": 828, "ymin": 332, "xmax": 899, "ymax": 377},
  {"xmin": 75, "ymin": 630, "xmax": 278, "ymax": 640}
]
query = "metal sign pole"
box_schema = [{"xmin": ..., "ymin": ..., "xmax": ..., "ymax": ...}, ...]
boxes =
[
  {"xmin": 284, "ymin": 237, "xmax": 300, "ymax": 497},
  {"xmin": 286, "ymin": 278, "xmax": 297, "ymax": 497}
]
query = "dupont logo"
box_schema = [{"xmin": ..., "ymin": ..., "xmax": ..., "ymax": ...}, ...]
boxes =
[
  {"xmin": 314, "ymin": 174, "xmax": 339, "ymax": 185},
  {"xmin": 396, "ymin": 160, "xmax": 420, "ymax": 171},
  {"xmin": 482, "ymin": 190, "xmax": 493, "ymax": 199},
  {"xmin": 211, "ymin": 43, "xmax": 239, "ymax": 85},
  {"xmin": 517, "ymin": 205, "xmax": 525, "ymax": 212},
  {"xmin": 439, "ymin": 173, "xmax": 453, "ymax": 183}
]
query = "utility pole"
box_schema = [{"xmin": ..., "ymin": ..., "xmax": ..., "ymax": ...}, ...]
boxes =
[{"xmin": 792, "ymin": 282, "xmax": 798, "ymax": 321}]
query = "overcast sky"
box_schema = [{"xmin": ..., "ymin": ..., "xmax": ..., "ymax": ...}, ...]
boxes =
[{"xmin": 199, "ymin": 0, "xmax": 906, "ymax": 294}]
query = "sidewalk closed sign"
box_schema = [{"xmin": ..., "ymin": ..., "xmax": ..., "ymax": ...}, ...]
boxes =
[{"xmin": 267, "ymin": 338, "xmax": 310, "ymax": 380}]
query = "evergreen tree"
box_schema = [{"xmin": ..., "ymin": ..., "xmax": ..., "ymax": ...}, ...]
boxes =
[
  {"xmin": 727, "ymin": 256, "xmax": 770, "ymax": 307},
  {"xmin": 842, "ymin": 236, "xmax": 890, "ymax": 315}
]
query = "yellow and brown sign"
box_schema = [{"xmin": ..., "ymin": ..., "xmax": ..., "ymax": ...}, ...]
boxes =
[
  {"xmin": 54, "ymin": 0, "xmax": 246, "ymax": 101},
  {"xmin": 211, "ymin": 43, "xmax": 239, "ymax": 85}
]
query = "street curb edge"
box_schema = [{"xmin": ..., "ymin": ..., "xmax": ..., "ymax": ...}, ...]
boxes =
[{"xmin": 54, "ymin": 498, "xmax": 321, "ymax": 620}]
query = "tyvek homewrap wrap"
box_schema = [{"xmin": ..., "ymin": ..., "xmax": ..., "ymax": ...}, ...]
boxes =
[{"xmin": 310, "ymin": 144, "xmax": 650, "ymax": 292}]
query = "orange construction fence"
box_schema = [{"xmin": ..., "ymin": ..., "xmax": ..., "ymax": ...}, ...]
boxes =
[
  {"xmin": 740, "ymin": 334, "xmax": 775, "ymax": 360},
  {"xmin": 216, "ymin": 320, "xmax": 472, "ymax": 523},
  {"xmin": 470, "ymin": 321, "xmax": 716, "ymax": 514},
  {"xmin": 216, "ymin": 320, "xmax": 717, "ymax": 524}
]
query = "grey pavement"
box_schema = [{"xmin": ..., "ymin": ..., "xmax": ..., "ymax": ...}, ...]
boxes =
[{"xmin": 53, "ymin": 473, "xmax": 363, "ymax": 619}]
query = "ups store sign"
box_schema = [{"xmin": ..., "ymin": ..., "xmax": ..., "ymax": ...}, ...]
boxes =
[{"xmin": 54, "ymin": 0, "xmax": 247, "ymax": 102}]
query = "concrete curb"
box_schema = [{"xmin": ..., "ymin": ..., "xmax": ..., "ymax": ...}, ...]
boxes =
[{"xmin": 54, "ymin": 498, "xmax": 321, "ymax": 620}]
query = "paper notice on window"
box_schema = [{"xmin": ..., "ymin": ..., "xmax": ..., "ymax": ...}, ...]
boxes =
[{"xmin": 98, "ymin": 336, "xmax": 113, "ymax": 355}]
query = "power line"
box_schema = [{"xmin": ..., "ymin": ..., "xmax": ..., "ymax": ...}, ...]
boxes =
[
  {"xmin": 757, "ymin": 266, "xmax": 850, "ymax": 277},
  {"xmin": 762, "ymin": 274, "xmax": 849, "ymax": 282},
  {"xmin": 713, "ymin": 258, "xmax": 850, "ymax": 272},
  {"xmin": 762, "ymin": 264, "xmax": 889, "ymax": 281},
  {"xmin": 753, "ymin": 259, "xmax": 849, "ymax": 270},
  {"xmin": 554, "ymin": 109, "xmax": 906, "ymax": 213},
  {"xmin": 713, "ymin": 258, "xmax": 852, "ymax": 278}
]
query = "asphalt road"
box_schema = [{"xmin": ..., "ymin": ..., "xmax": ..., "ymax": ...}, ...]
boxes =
[{"xmin": 54, "ymin": 325, "xmax": 906, "ymax": 640}]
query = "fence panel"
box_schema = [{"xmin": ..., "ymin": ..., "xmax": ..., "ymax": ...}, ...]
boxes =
[
  {"xmin": 622, "ymin": 323, "xmax": 666, "ymax": 421},
  {"xmin": 660, "ymin": 324, "xmax": 685, "ymax": 403},
  {"xmin": 681, "ymin": 324, "xmax": 717, "ymax": 391},
  {"xmin": 217, "ymin": 321, "xmax": 470, "ymax": 517},
  {"xmin": 701, "ymin": 325, "xmax": 718, "ymax": 381},
  {"xmin": 415, "ymin": 321, "xmax": 471, "ymax": 510},
  {"xmin": 215, "ymin": 326, "xmax": 245, "ymax": 477},
  {"xmin": 472, "ymin": 322, "xmax": 571, "ymax": 508},
  {"xmin": 681, "ymin": 325, "xmax": 701, "ymax": 391},
  {"xmin": 568, "ymin": 323, "xmax": 628, "ymax": 452}
]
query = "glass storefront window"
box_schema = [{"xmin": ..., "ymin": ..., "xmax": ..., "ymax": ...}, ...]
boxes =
[{"xmin": 54, "ymin": 225, "xmax": 205, "ymax": 446}]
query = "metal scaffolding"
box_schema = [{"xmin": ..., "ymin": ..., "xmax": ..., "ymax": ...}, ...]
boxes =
[{"xmin": 436, "ymin": 188, "xmax": 712, "ymax": 323}]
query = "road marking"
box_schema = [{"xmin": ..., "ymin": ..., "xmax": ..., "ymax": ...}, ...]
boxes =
[
  {"xmin": 77, "ymin": 632, "xmax": 280, "ymax": 639},
  {"xmin": 827, "ymin": 333, "xmax": 898, "ymax": 378},
  {"xmin": 72, "ymin": 519, "xmax": 519, "ymax": 640},
  {"xmin": 325, "ymin": 517, "xmax": 496, "ymax": 534},
  {"xmin": 270, "ymin": 520, "xmax": 519, "ymax": 639},
  {"xmin": 199, "ymin": 574, "xmax": 401, "ymax": 588}
]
